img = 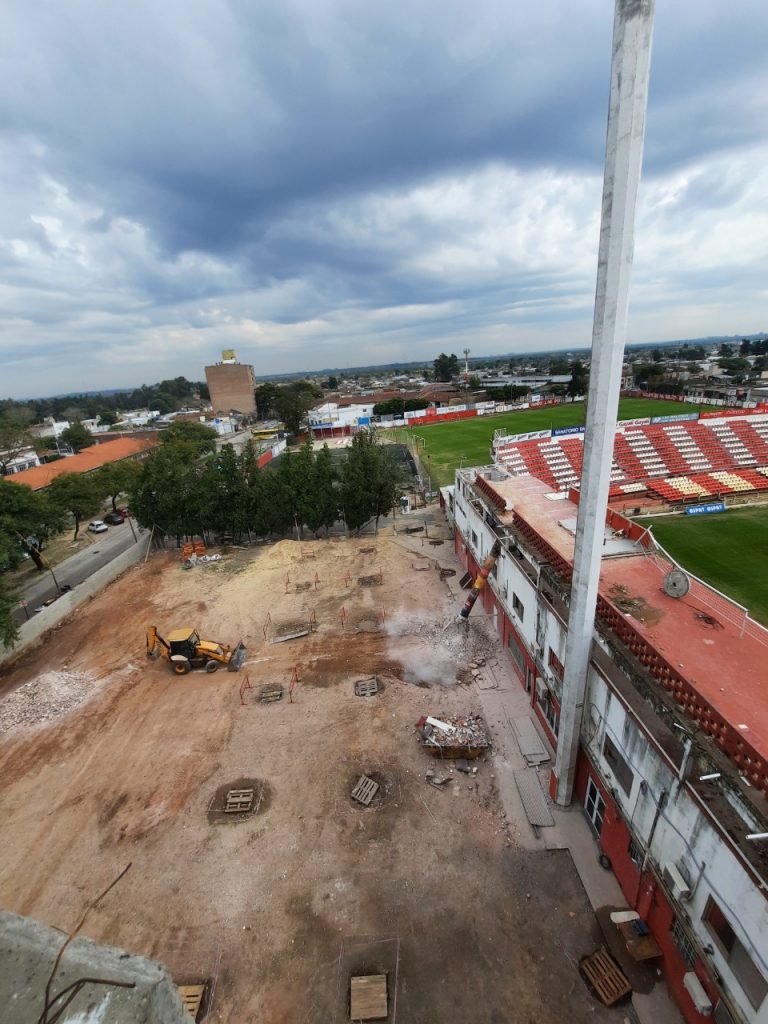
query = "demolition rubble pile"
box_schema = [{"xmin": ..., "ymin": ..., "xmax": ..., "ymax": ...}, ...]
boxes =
[
  {"xmin": 0, "ymin": 669, "xmax": 103, "ymax": 731},
  {"xmin": 407, "ymin": 617, "xmax": 499, "ymax": 664},
  {"xmin": 416, "ymin": 713, "xmax": 491, "ymax": 758}
]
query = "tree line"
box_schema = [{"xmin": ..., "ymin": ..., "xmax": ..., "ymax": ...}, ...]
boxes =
[
  {"xmin": 0, "ymin": 375, "xmax": 209, "ymax": 425},
  {"xmin": 0, "ymin": 424, "xmax": 403, "ymax": 648},
  {"xmin": 129, "ymin": 428, "xmax": 402, "ymax": 545}
]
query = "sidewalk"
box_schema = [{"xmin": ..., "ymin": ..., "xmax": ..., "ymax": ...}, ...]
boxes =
[{"xmin": 471, "ymin": 627, "xmax": 683, "ymax": 1024}]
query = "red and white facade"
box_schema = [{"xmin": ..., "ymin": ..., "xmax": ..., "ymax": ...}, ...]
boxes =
[{"xmin": 451, "ymin": 466, "xmax": 768, "ymax": 1024}]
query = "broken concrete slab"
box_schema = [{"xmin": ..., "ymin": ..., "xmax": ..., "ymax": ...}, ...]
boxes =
[{"xmin": 0, "ymin": 908, "xmax": 191, "ymax": 1023}]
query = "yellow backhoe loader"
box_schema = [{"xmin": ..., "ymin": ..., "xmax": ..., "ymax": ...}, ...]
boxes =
[{"xmin": 146, "ymin": 625, "xmax": 246, "ymax": 675}]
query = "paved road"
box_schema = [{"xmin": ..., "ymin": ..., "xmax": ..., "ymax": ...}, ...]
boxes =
[{"xmin": 13, "ymin": 521, "xmax": 145, "ymax": 625}]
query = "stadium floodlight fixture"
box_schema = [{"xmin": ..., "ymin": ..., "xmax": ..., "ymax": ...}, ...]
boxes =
[
  {"xmin": 699, "ymin": 773, "xmax": 721, "ymax": 781},
  {"xmin": 746, "ymin": 833, "xmax": 768, "ymax": 842}
]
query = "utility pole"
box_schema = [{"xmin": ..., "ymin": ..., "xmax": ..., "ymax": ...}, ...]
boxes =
[{"xmin": 554, "ymin": 0, "xmax": 655, "ymax": 807}]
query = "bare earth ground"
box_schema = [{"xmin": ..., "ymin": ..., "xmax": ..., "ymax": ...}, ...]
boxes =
[{"xmin": 0, "ymin": 525, "xmax": 621, "ymax": 1024}]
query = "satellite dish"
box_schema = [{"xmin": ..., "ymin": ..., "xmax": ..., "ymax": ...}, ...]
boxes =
[{"xmin": 663, "ymin": 569, "xmax": 690, "ymax": 599}]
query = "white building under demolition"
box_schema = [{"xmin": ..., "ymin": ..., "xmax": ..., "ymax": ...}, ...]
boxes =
[{"xmin": 448, "ymin": 465, "xmax": 768, "ymax": 1024}]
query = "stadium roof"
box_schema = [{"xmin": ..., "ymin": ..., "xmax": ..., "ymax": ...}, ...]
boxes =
[
  {"xmin": 6, "ymin": 438, "xmax": 155, "ymax": 491},
  {"xmin": 480, "ymin": 473, "xmax": 768, "ymax": 772}
]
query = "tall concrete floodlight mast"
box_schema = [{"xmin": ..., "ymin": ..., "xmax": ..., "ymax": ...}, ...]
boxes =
[{"xmin": 554, "ymin": 0, "xmax": 655, "ymax": 806}]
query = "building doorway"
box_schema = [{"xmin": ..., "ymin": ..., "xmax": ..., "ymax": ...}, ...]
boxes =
[{"xmin": 585, "ymin": 777, "xmax": 606, "ymax": 837}]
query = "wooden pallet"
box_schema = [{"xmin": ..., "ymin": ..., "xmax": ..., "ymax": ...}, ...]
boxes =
[
  {"xmin": 580, "ymin": 948, "xmax": 632, "ymax": 1006},
  {"xmin": 225, "ymin": 788, "xmax": 254, "ymax": 814},
  {"xmin": 350, "ymin": 974, "xmax": 388, "ymax": 1021},
  {"xmin": 260, "ymin": 684, "xmax": 284, "ymax": 703},
  {"xmin": 351, "ymin": 775, "xmax": 380, "ymax": 806},
  {"xmin": 178, "ymin": 983, "xmax": 205, "ymax": 1021},
  {"xmin": 355, "ymin": 677, "xmax": 379, "ymax": 697}
]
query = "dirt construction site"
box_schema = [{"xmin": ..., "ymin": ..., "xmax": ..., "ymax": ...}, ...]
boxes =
[{"xmin": 0, "ymin": 514, "xmax": 628, "ymax": 1024}]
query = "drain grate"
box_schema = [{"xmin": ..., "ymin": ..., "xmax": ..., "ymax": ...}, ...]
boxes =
[
  {"xmin": 225, "ymin": 788, "xmax": 254, "ymax": 814},
  {"xmin": 355, "ymin": 677, "xmax": 379, "ymax": 697},
  {"xmin": 260, "ymin": 684, "xmax": 284, "ymax": 703},
  {"xmin": 351, "ymin": 775, "xmax": 380, "ymax": 806}
]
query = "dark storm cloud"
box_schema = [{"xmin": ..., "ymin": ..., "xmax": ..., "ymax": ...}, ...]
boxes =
[{"xmin": 0, "ymin": 0, "xmax": 767, "ymax": 395}]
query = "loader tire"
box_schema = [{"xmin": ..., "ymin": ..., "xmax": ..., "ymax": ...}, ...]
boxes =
[
  {"xmin": 205, "ymin": 660, "xmax": 220, "ymax": 673},
  {"xmin": 173, "ymin": 659, "xmax": 191, "ymax": 675}
]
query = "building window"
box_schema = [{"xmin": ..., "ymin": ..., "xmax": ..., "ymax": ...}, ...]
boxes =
[
  {"xmin": 512, "ymin": 593, "xmax": 524, "ymax": 620},
  {"xmin": 508, "ymin": 633, "xmax": 526, "ymax": 676},
  {"xmin": 548, "ymin": 648, "xmax": 564, "ymax": 681},
  {"xmin": 703, "ymin": 897, "xmax": 768, "ymax": 1009},
  {"xmin": 628, "ymin": 837, "xmax": 642, "ymax": 867},
  {"xmin": 544, "ymin": 695, "xmax": 559, "ymax": 735},
  {"xmin": 671, "ymin": 916, "xmax": 696, "ymax": 969},
  {"xmin": 470, "ymin": 530, "xmax": 478, "ymax": 550},
  {"xmin": 602, "ymin": 735, "xmax": 634, "ymax": 796}
]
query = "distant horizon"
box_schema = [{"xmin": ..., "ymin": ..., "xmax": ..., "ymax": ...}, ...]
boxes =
[{"xmin": 10, "ymin": 331, "xmax": 765, "ymax": 404}]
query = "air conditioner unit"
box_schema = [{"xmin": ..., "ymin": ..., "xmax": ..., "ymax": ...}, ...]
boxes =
[
  {"xmin": 663, "ymin": 862, "xmax": 692, "ymax": 901},
  {"xmin": 535, "ymin": 678, "xmax": 547, "ymax": 701},
  {"xmin": 683, "ymin": 973, "xmax": 713, "ymax": 1015}
]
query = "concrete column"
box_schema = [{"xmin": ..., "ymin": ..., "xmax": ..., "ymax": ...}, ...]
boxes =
[{"xmin": 554, "ymin": 0, "xmax": 655, "ymax": 807}]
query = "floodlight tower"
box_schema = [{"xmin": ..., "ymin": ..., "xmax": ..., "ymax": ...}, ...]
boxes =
[
  {"xmin": 554, "ymin": 0, "xmax": 656, "ymax": 806},
  {"xmin": 463, "ymin": 348, "xmax": 471, "ymax": 383}
]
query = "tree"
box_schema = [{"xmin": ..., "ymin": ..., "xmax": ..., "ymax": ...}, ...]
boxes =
[
  {"xmin": 548, "ymin": 357, "xmax": 570, "ymax": 375},
  {"xmin": 340, "ymin": 431, "xmax": 401, "ymax": 533},
  {"xmin": 94, "ymin": 460, "xmax": 142, "ymax": 511},
  {"xmin": 273, "ymin": 381, "xmax": 320, "ymax": 435},
  {"xmin": 255, "ymin": 382, "xmax": 280, "ymax": 420},
  {"xmin": 740, "ymin": 339, "xmax": 752, "ymax": 356},
  {"xmin": 433, "ymin": 353, "xmax": 459, "ymax": 382},
  {"xmin": 651, "ymin": 348, "xmax": 664, "ymax": 363},
  {"xmin": 309, "ymin": 444, "xmax": 338, "ymax": 535},
  {"xmin": 0, "ymin": 478, "xmax": 66, "ymax": 576},
  {"xmin": 158, "ymin": 420, "xmax": 217, "ymax": 454},
  {"xmin": 566, "ymin": 361, "xmax": 588, "ymax": 399},
  {"xmin": 467, "ymin": 374, "xmax": 482, "ymax": 389},
  {"xmin": 325, "ymin": 376, "xmax": 339, "ymax": 390},
  {"xmin": 60, "ymin": 422, "xmax": 95, "ymax": 453},
  {"xmin": 130, "ymin": 445, "xmax": 208, "ymax": 543},
  {"xmin": 97, "ymin": 410, "xmax": 119, "ymax": 427},
  {"xmin": 49, "ymin": 473, "xmax": 105, "ymax": 539},
  {"xmin": 0, "ymin": 417, "xmax": 34, "ymax": 474}
]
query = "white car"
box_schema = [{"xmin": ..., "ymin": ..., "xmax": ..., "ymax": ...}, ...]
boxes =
[{"xmin": 87, "ymin": 520, "xmax": 108, "ymax": 534}]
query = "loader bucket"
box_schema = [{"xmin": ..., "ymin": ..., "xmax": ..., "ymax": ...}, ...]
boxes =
[{"xmin": 228, "ymin": 641, "xmax": 247, "ymax": 672}]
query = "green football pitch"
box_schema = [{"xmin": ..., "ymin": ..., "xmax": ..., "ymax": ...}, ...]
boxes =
[
  {"xmin": 635, "ymin": 506, "xmax": 768, "ymax": 626},
  {"xmin": 387, "ymin": 397, "xmax": 703, "ymax": 489}
]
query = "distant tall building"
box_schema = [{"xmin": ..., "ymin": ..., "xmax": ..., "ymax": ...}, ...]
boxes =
[{"xmin": 205, "ymin": 351, "xmax": 257, "ymax": 416}]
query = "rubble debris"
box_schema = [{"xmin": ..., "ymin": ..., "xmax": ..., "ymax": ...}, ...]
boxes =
[
  {"xmin": 0, "ymin": 668, "xmax": 105, "ymax": 731},
  {"xmin": 416, "ymin": 714, "xmax": 490, "ymax": 759},
  {"xmin": 425, "ymin": 768, "xmax": 450, "ymax": 788}
]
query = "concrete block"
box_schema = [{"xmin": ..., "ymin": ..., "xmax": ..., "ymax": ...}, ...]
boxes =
[{"xmin": 0, "ymin": 909, "xmax": 192, "ymax": 1023}]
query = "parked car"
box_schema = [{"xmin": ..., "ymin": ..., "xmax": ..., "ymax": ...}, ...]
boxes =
[
  {"xmin": 87, "ymin": 520, "xmax": 108, "ymax": 533},
  {"xmin": 104, "ymin": 511, "xmax": 125, "ymax": 525},
  {"xmin": 115, "ymin": 506, "xmax": 130, "ymax": 517}
]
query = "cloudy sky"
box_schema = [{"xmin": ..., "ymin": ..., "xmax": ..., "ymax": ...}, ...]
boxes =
[{"xmin": 1, "ymin": 1, "xmax": 766, "ymax": 397}]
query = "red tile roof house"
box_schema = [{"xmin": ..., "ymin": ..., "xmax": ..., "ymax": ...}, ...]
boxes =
[{"xmin": 6, "ymin": 438, "xmax": 156, "ymax": 491}]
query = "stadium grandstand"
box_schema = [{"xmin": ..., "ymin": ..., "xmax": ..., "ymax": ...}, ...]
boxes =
[{"xmin": 492, "ymin": 410, "xmax": 768, "ymax": 505}]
